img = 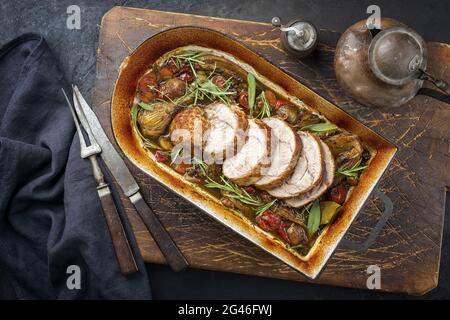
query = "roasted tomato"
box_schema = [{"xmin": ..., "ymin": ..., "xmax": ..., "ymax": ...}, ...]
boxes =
[
  {"xmin": 166, "ymin": 60, "xmax": 180, "ymax": 73},
  {"xmin": 178, "ymin": 71, "xmax": 194, "ymax": 82},
  {"xmin": 264, "ymin": 90, "xmax": 277, "ymax": 107},
  {"xmin": 138, "ymin": 71, "xmax": 159, "ymax": 91},
  {"xmin": 212, "ymin": 75, "xmax": 227, "ymax": 88},
  {"xmin": 330, "ymin": 184, "xmax": 348, "ymax": 204},
  {"xmin": 138, "ymin": 71, "xmax": 159, "ymax": 102},
  {"xmin": 256, "ymin": 210, "xmax": 281, "ymax": 232},
  {"xmin": 278, "ymin": 222, "xmax": 290, "ymax": 243},
  {"xmin": 139, "ymin": 90, "xmax": 156, "ymax": 103},
  {"xmin": 244, "ymin": 186, "xmax": 256, "ymax": 194},
  {"xmin": 174, "ymin": 163, "xmax": 189, "ymax": 174},
  {"xmin": 155, "ymin": 150, "xmax": 169, "ymax": 163},
  {"xmin": 238, "ymin": 91, "xmax": 249, "ymax": 109},
  {"xmin": 275, "ymin": 99, "xmax": 289, "ymax": 109},
  {"xmin": 159, "ymin": 67, "xmax": 173, "ymax": 80}
]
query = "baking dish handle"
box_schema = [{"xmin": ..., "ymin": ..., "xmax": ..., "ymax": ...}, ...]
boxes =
[{"xmin": 339, "ymin": 189, "xmax": 393, "ymax": 252}]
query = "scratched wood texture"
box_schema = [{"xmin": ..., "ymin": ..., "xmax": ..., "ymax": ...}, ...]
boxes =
[{"xmin": 91, "ymin": 7, "xmax": 450, "ymax": 295}]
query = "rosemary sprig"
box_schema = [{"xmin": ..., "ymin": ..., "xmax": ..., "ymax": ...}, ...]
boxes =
[
  {"xmin": 336, "ymin": 159, "xmax": 367, "ymax": 178},
  {"xmin": 255, "ymin": 199, "xmax": 277, "ymax": 216},
  {"xmin": 256, "ymin": 91, "xmax": 271, "ymax": 119},
  {"xmin": 192, "ymin": 157, "xmax": 208, "ymax": 176},
  {"xmin": 170, "ymin": 51, "xmax": 207, "ymax": 69},
  {"xmin": 300, "ymin": 122, "xmax": 338, "ymax": 133},
  {"xmin": 170, "ymin": 147, "xmax": 184, "ymax": 165},
  {"xmin": 296, "ymin": 202, "xmax": 313, "ymax": 222},
  {"xmin": 189, "ymin": 78, "xmax": 236, "ymax": 104},
  {"xmin": 205, "ymin": 176, "xmax": 263, "ymax": 207}
]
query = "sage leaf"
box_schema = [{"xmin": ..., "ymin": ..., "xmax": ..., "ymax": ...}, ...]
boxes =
[
  {"xmin": 307, "ymin": 200, "xmax": 321, "ymax": 237},
  {"xmin": 301, "ymin": 122, "xmax": 338, "ymax": 133},
  {"xmin": 247, "ymin": 73, "xmax": 256, "ymax": 116}
]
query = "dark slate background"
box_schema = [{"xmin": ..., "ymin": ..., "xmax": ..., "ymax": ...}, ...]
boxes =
[{"xmin": 0, "ymin": 0, "xmax": 449, "ymax": 299}]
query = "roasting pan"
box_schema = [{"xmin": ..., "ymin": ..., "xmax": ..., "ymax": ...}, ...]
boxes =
[{"xmin": 110, "ymin": 27, "xmax": 397, "ymax": 279}]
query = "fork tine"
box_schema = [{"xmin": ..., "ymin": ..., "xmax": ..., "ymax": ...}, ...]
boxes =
[
  {"xmin": 72, "ymin": 85, "xmax": 100, "ymax": 149},
  {"xmin": 61, "ymin": 88, "xmax": 88, "ymax": 155}
]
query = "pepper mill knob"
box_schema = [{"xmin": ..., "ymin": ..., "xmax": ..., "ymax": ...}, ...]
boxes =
[
  {"xmin": 272, "ymin": 16, "xmax": 318, "ymax": 58},
  {"xmin": 271, "ymin": 17, "xmax": 282, "ymax": 27}
]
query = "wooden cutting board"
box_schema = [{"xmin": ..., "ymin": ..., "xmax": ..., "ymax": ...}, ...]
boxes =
[{"xmin": 92, "ymin": 6, "xmax": 450, "ymax": 295}]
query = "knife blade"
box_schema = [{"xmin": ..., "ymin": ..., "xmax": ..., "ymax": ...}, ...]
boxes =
[
  {"xmin": 73, "ymin": 85, "xmax": 189, "ymax": 272},
  {"xmin": 72, "ymin": 86, "xmax": 139, "ymax": 198}
]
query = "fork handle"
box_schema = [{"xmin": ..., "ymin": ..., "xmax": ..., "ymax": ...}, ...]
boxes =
[
  {"xmin": 130, "ymin": 192, "xmax": 189, "ymax": 272},
  {"xmin": 98, "ymin": 184, "xmax": 138, "ymax": 275}
]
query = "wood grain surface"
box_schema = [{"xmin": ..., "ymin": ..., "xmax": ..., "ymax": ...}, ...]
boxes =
[{"xmin": 91, "ymin": 6, "xmax": 450, "ymax": 295}]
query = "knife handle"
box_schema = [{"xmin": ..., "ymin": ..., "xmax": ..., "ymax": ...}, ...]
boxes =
[
  {"xmin": 130, "ymin": 192, "xmax": 189, "ymax": 272},
  {"xmin": 98, "ymin": 184, "xmax": 138, "ymax": 275}
]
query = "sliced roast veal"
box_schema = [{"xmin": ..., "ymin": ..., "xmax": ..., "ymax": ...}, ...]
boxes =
[
  {"xmin": 204, "ymin": 103, "xmax": 248, "ymax": 163},
  {"xmin": 284, "ymin": 141, "xmax": 335, "ymax": 207},
  {"xmin": 223, "ymin": 119, "xmax": 271, "ymax": 186},
  {"xmin": 254, "ymin": 118, "xmax": 302, "ymax": 190},
  {"xmin": 267, "ymin": 131, "xmax": 323, "ymax": 199}
]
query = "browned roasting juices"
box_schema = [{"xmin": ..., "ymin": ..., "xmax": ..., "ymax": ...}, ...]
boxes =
[{"xmin": 130, "ymin": 46, "xmax": 372, "ymax": 256}]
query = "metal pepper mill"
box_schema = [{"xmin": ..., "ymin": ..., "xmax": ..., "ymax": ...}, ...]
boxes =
[{"xmin": 272, "ymin": 16, "xmax": 318, "ymax": 58}]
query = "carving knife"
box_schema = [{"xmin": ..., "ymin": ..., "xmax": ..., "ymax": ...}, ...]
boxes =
[{"xmin": 72, "ymin": 85, "xmax": 189, "ymax": 272}]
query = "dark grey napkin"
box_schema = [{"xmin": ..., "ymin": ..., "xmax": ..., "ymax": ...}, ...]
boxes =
[{"xmin": 0, "ymin": 33, "xmax": 152, "ymax": 299}]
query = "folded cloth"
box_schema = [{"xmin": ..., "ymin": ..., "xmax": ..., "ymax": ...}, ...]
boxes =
[{"xmin": 0, "ymin": 34, "xmax": 152, "ymax": 299}]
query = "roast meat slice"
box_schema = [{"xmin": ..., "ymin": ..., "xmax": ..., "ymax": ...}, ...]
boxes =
[
  {"xmin": 267, "ymin": 131, "xmax": 323, "ymax": 199},
  {"xmin": 223, "ymin": 119, "xmax": 271, "ymax": 186},
  {"xmin": 254, "ymin": 117, "xmax": 302, "ymax": 190},
  {"xmin": 204, "ymin": 103, "xmax": 248, "ymax": 163},
  {"xmin": 284, "ymin": 140, "xmax": 336, "ymax": 207}
]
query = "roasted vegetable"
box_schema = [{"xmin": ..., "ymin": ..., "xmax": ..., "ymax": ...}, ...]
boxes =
[
  {"xmin": 286, "ymin": 223, "xmax": 308, "ymax": 245},
  {"xmin": 158, "ymin": 135, "xmax": 173, "ymax": 150},
  {"xmin": 320, "ymin": 201, "xmax": 341, "ymax": 225},
  {"xmin": 276, "ymin": 104, "xmax": 300, "ymax": 124},
  {"xmin": 221, "ymin": 193, "xmax": 254, "ymax": 216},
  {"xmin": 329, "ymin": 184, "xmax": 348, "ymax": 205},
  {"xmin": 264, "ymin": 90, "xmax": 277, "ymax": 107},
  {"xmin": 137, "ymin": 102, "xmax": 177, "ymax": 138},
  {"xmin": 138, "ymin": 71, "xmax": 159, "ymax": 103},
  {"xmin": 238, "ymin": 91, "xmax": 249, "ymax": 109},
  {"xmin": 278, "ymin": 222, "xmax": 290, "ymax": 242},
  {"xmin": 211, "ymin": 75, "xmax": 227, "ymax": 88},
  {"xmin": 159, "ymin": 67, "xmax": 173, "ymax": 80},
  {"xmin": 159, "ymin": 78, "xmax": 187, "ymax": 100},
  {"xmin": 297, "ymin": 111, "xmax": 321, "ymax": 128},
  {"xmin": 324, "ymin": 132, "xmax": 363, "ymax": 168},
  {"xmin": 273, "ymin": 206, "xmax": 307, "ymax": 228},
  {"xmin": 256, "ymin": 210, "xmax": 282, "ymax": 232},
  {"xmin": 154, "ymin": 150, "xmax": 169, "ymax": 162}
]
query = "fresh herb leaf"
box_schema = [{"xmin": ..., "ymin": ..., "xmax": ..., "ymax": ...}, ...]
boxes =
[
  {"xmin": 301, "ymin": 122, "xmax": 338, "ymax": 133},
  {"xmin": 205, "ymin": 176, "xmax": 263, "ymax": 207},
  {"xmin": 137, "ymin": 101, "xmax": 155, "ymax": 111},
  {"xmin": 247, "ymin": 73, "xmax": 256, "ymax": 116},
  {"xmin": 189, "ymin": 78, "xmax": 236, "ymax": 104},
  {"xmin": 256, "ymin": 91, "xmax": 271, "ymax": 119},
  {"xmin": 307, "ymin": 200, "xmax": 321, "ymax": 237},
  {"xmin": 192, "ymin": 157, "xmax": 208, "ymax": 176},
  {"xmin": 131, "ymin": 103, "xmax": 139, "ymax": 128},
  {"xmin": 171, "ymin": 51, "xmax": 208, "ymax": 68},
  {"xmin": 170, "ymin": 147, "xmax": 183, "ymax": 165},
  {"xmin": 255, "ymin": 199, "xmax": 277, "ymax": 217},
  {"xmin": 336, "ymin": 159, "xmax": 367, "ymax": 178}
]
